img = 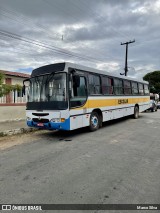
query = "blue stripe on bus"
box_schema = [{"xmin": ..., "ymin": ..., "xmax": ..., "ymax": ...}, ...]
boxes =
[
  {"xmin": 27, "ymin": 118, "xmax": 70, "ymax": 131},
  {"xmin": 50, "ymin": 118, "xmax": 70, "ymax": 130}
]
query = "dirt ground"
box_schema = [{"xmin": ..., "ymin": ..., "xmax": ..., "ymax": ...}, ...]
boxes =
[{"xmin": 0, "ymin": 130, "xmax": 48, "ymax": 150}]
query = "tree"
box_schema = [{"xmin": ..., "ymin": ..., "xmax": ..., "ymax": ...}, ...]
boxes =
[
  {"xmin": 0, "ymin": 72, "xmax": 22, "ymax": 97},
  {"xmin": 143, "ymin": 71, "xmax": 160, "ymax": 93}
]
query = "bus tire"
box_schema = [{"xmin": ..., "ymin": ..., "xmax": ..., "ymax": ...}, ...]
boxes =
[
  {"xmin": 89, "ymin": 112, "xmax": 100, "ymax": 131},
  {"xmin": 133, "ymin": 106, "xmax": 139, "ymax": 119}
]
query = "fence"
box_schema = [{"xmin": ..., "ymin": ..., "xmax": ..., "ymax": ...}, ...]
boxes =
[{"xmin": 0, "ymin": 90, "xmax": 27, "ymax": 105}]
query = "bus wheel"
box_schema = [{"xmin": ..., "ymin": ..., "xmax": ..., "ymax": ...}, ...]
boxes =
[
  {"xmin": 89, "ymin": 112, "xmax": 100, "ymax": 131},
  {"xmin": 134, "ymin": 106, "xmax": 139, "ymax": 119}
]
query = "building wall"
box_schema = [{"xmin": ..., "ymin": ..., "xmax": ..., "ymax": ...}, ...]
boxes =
[
  {"xmin": 5, "ymin": 78, "xmax": 12, "ymax": 103},
  {"xmin": 0, "ymin": 75, "xmax": 28, "ymax": 105},
  {"xmin": 11, "ymin": 76, "xmax": 26, "ymax": 85}
]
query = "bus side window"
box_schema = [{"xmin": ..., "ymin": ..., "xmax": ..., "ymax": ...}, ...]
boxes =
[
  {"xmin": 114, "ymin": 78, "xmax": 123, "ymax": 95},
  {"xmin": 88, "ymin": 74, "xmax": 101, "ymax": 95},
  {"xmin": 124, "ymin": 80, "xmax": 132, "ymax": 95},
  {"xmin": 101, "ymin": 76, "xmax": 113, "ymax": 95},
  {"xmin": 70, "ymin": 76, "xmax": 87, "ymax": 108},
  {"xmin": 132, "ymin": 82, "xmax": 139, "ymax": 95},
  {"xmin": 109, "ymin": 78, "xmax": 114, "ymax": 94},
  {"xmin": 144, "ymin": 84, "xmax": 149, "ymax": 95},
  {"xmin": 77, "ymin": 77, "xmax": 86, "ymax": 96},
  {"xmin": 138, "ymin": 83, "xmax": 144, "ymax": 95}
]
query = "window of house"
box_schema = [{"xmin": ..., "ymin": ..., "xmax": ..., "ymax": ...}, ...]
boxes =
[
  {"xmin": 88, "ymin": 74, "xmax": 101, "ymax": 94},
  {"xmin": 114, "ymin": 78, "xmax": 123, "ymax": 95},
  {"xmin": 101, "ymin": 76, "xmax": 113, "ymax": 95},
  {"xmin": 17, "ymin": 90, "xmax": 22, "ymax": 97},
  {"xmin": 132, "ymin": 82, "xmax": 139, "ymax": 95},
  {"xmin": 124, "ymin": 80, "xmax": 131, "ymax": 95}
]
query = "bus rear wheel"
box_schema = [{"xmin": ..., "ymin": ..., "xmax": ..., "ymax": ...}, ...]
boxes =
[
  {"xmin": 133, "ymin": 106, "xmax": 139, "ymax": 119},
  {"xmin": 89, "ymin": 112, "xmax": 100, "ymax": 131}
]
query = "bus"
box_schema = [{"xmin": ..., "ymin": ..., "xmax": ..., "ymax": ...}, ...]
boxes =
[{"xmin": 23, "ymin": 62, "xmax": 150, "ymax": 131}]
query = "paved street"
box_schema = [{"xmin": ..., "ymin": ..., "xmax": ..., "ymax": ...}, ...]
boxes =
[{"xmin": 0, "ymin": 111, "xmax": 160, "ymax": 212}]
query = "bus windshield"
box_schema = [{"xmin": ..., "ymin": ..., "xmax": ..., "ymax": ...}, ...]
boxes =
[{"xmin": 26, "ymin": 72, "xmax": 68, "ymax": 110}]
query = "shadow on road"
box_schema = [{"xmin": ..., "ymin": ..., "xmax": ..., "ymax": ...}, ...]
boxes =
[{"xmin": 36, "ymin": 115, "xmax": 141, "ymax": 141}]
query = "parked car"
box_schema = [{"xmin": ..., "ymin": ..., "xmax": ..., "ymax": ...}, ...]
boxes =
[
  {"xmin": 148, "ymin": 100, "xmax": 157, "ymax": 112},
  {"xmin": 157, "ymin": 102, "xmax": 160, "ymax": 109}
]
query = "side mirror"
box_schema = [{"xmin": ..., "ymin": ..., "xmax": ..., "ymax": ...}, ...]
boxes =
[{"xmin": 22, "ymin": 84, "xmax": 26, "ymax": 96}]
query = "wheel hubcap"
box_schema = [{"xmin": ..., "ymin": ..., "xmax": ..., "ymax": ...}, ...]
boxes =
[{"xmin": 91, "ymin": 116, "xmax": 98, "ymax": 128}]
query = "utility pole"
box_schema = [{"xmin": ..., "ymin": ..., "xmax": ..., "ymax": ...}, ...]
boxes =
[{"xmin": 120, "ymin": 39, "xmax": 135, "ymax": 76}]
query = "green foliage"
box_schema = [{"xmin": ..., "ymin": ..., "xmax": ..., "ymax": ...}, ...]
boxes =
[
  {"xmin": 12, "ymin": 84, "xmax": 22, "ymax": 92},
  {"xmin": 143, "ymin": 71, "xmax": 160, "ymax": 93},
  {"xmin": 0, "ymin": 72, "xmax": 22, "ymax": 97},
  {"xmin": 0, "ymin": 72, "xmax": 4, "ymax": 85}
]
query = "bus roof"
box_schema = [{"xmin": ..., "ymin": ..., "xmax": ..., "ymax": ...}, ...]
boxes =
[
  {"xmin": 64, "ymin": 62, "xmax": 148, "ymax": 84},
  {"xmin": 31, "ymin": 62, "xmax": 148, "ymax": 84}
]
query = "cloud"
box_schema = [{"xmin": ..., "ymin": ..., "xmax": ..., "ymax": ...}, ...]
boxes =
[{"xmin": 0, "ymin": 0, "xmax": 160, "ymax": 79}]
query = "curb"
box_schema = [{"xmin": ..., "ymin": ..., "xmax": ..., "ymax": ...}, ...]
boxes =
[{"xmin": 0, "ymin": 127, "xmax": 39, "ymax": 137}]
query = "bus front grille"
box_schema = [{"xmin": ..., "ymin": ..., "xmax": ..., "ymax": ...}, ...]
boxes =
[{"xmin": 32, "ymin": 118, "xmax": 49, "ymax": 123}]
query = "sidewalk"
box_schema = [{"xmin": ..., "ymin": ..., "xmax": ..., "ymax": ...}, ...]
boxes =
[{"xmin": 0, "ymin": 120, "xmax": 38, "ymax": 137}]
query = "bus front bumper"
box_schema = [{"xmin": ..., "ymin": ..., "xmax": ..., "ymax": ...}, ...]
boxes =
[{"xmin": 27, "ymin": 118, "xmax": 70, "ymax": 131}]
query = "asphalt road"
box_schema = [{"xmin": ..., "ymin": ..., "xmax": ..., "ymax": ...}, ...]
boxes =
[{"xmin": 0, "ymin": 111, "xmax": 160, "ymax": 212}]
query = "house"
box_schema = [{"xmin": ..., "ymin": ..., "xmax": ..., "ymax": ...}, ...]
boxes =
[{"xmin": 0, "ymin": 70, "xmax": 30, "ymax": 106}]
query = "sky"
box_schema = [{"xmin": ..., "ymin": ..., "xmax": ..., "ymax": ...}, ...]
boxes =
[{"xmin": 0, "ymin": 0, "xmax": 160, "ymax": 79}]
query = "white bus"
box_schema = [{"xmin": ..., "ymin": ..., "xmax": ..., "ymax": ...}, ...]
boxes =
[{"xmin": 23, "ymin": 62, "xmax": 150, "ymax": 131}]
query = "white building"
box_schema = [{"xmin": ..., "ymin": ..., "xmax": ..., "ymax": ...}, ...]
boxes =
[{"xmin": 0, "ymin": 70, "xmax": 30, "ymax": 106}]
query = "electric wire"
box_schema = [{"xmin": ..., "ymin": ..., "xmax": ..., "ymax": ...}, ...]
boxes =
[
  {"xmin": 0, "ymin": 29, "xmax": 110, "ymax": 63},
  {"xmin": 0, "ymin": 2, "xmax": 125, "ymax": 63},
  {"xmin": 0, "ymin": 6, "xmax": 62, "ymax": 40}
]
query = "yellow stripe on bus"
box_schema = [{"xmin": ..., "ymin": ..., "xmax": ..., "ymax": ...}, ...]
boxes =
[{"xmin": 72, "ymin": 97, "xmax": 150, "ymax": 110}]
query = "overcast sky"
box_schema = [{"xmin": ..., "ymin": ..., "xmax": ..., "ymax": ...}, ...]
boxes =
[{"xmin": 0, "ymin": 0, "xmax": 160, "ymax": 79}]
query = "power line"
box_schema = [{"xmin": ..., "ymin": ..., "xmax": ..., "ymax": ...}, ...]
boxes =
[
  {"xmin": 0, "ymin": 7, "xmax": 120, "ymax": 62},
  {"xmin": 0, "ymin": 6, "xmax": 109, "ymax": 61},
  {"xmin": 132, "ymin": 36, "xmax": 160, "ymax": 48},
  {"xmin": 0, "ymin": 2, "xmax": 127, "ymax": 69},
  {"xmin": 0, "ymin": 6, "xmax": 62, "ymax": 41},
  {"xmin": 0, "ymin": 2, "xmax": 125, "ymax": 64},
  {"xmin": 0, "ymin": 29, "xmax": 108, "ymax": 63},
  {"xmin": 0, "ymin": 35, "xmax": 98, "ymax": 65},
  {"xmin": 41, "ymin": 0, "xmax": 124, "ymax": 62},
  {"xmin": 72, "ymin": 0, "xmax": 131, "ymax": 40}
]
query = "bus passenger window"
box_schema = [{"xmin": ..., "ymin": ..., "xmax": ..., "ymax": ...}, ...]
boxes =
[
  {"xmin": 102, "ymin": 76, "xmax": 113, "ymax": 95},
  {"xmin": 124, "ymin": 80, "xmax": 131, "ymax": 95},
  {"xmin": 132, "ymin": 82, "xmax": 139, "ymax": 95},
  {"xmin": 138, "ymin": 83, "xmax": 144, "ymax": 95},
  {"xmin": 144, "ymin": 84, "xmax": 149, "ymax": 95},
  {"xmin": 70, "ymin": 76, "xmax": 87, "ymax": 108},
  {"xmin": 88, "ymin": 74, "xmax": 101, "ymax": 95},
  {"xmin": 114, "ymin": 79, "xmax": 123, "ymax": 95}
]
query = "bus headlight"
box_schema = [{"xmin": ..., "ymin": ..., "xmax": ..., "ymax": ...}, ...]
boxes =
[
  {"xmin": 50, "ymin": 118, "xmax": 61, "ymax": 123},
  {"xmin": 50, "ymin": 118, "xmax": 65, "ymax": 123},
  {"xmin": 26, "ymin": 117, "xmax": 32, "ymax": 121}
]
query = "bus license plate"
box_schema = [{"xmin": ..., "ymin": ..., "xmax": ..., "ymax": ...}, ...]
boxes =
[{"xmin": 37, "ymin": 123, "xmax": 44, "ymax": 127}]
